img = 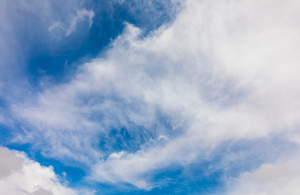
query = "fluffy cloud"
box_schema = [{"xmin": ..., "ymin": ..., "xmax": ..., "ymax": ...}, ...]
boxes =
[
  {"xmin": 0, "ymin": 147, "xmax": 78, "ymax": 195},
  {"xmin": 11, "ymin": 0, "xmax": 300, "ymax": 189},
  {"xmin": 227, "ymin": 153, "xmax": 300, "ymax": 195}
]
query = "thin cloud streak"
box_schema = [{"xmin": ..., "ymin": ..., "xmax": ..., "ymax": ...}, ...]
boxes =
[{"xmin": 65, "ymin": 9, "xmax": 95, "ymax": 36}]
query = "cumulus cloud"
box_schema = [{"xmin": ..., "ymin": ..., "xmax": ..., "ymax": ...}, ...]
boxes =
[
  {"xmin": 11, "ymin": 0, "xmax": 300, "ymax": 189},
  {"xmin": 227, "ymin": 153, "xmax": 300, "ymax": 195},
  {"xmin": 0, "ymin": 147, "xmax": 78, "ymax": 195}
]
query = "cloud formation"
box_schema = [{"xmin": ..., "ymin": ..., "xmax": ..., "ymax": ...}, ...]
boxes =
[
  {"xmin": 0, "ymin": 0, "xmax": 95, "ymax": 101},
  {"xmin": 0, "ymin": 147, "xmax": 77, "ymax": 195},
  {"xmin": 6, "ymin": 0, "xmax": 300, "ymax": 191},
  {"xmin": 227, "ymin": 153, "xmax": 300, "ymax": 195},
  {"xmin": 49, "ymin": 9, "xmax": 95, "ymax": 36}
]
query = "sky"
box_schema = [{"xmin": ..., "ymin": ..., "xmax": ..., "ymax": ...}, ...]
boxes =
[{"xmin": 1, "ymin": 0, "xmax": 300, "ymax": 194}]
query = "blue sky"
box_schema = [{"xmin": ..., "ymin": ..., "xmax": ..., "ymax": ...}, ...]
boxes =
[{"xmin": 1, "ymin": 0, "xmax": 300, "ymax": 194}]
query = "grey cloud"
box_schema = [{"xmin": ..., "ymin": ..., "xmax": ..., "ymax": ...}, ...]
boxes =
[
  {"xmin": 31, "ymin": 189, "xmax": 54, "ymax": 195},
  {"xmin": 227, "ymin": 153, "xmax": 300, "ymax": 195},
  {"xmin": 0, "ymin": 147, "xmax": 23, "ymax": 179},
  {"xmin": 0, "ymin": 147, "xmax": 78, "ymax": 195}
]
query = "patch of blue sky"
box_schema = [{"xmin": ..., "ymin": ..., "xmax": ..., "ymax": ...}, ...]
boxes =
[
  {"xmin": 81, "ymin": 165, "xmax": 223, "ymax": 195},
  {"xmin": 0, "ymin": 125, "xmax": 12, "ymax": 144},
  {"xmin": 24, "ymin": 0, "xmax": 178, "ymax": 87},
  {"xmin": 98, "ymin": 127, "xmax": 153, "ymax": 156},
  {"xmin": 127, "ymin": 163, "xmax": 223, "ymax": 195}
]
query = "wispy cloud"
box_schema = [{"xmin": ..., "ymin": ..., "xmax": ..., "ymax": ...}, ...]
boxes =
[
  {"xmin": 0, "ymin": 0, "xmax": 94, "ymax": 97},
  {"xmin": 3, "ymin": 0, "xmax": 300, "ymax": 192},
  {"xmin": 48, "ymin": 8, "xmax": 95, "ymax": 38},
  {"xmin": 65, "ymin": 9, "xmax": 95, "ymax": 36},
  {"xmin": 13, "ymin": 0, "xmax": 300, "ymax": 189}
]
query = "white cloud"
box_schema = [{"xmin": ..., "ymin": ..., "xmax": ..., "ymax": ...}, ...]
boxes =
[
  {"xmin": 49, "ymin": 8, "xmax": 94, "ymax": 37},
  {"xmin": 0, "ymin": 147, "xmax": 79, "ymax": 195},
  {"xmin": 0, "ymin": 0, "xmax": 95, "ymax": 103},
  {"xmin": 48, "ymin": 22, "xmax": 65, "ymax": 39},
  {"xmin": 226, "ymin": 153, "xmax": 300, "ymax": 195},
  {"xmin": 65, "ymin": 9, "xmax": 94, "ymax": 36},
  {"xmin": 12, "ymin": 0, "xmax": 300, "ymax": 189}
]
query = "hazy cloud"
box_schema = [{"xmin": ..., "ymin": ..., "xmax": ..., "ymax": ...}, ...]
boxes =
[{"xmin": 65, "ymin": 9, "xmax": 95, "ymax": 36}]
